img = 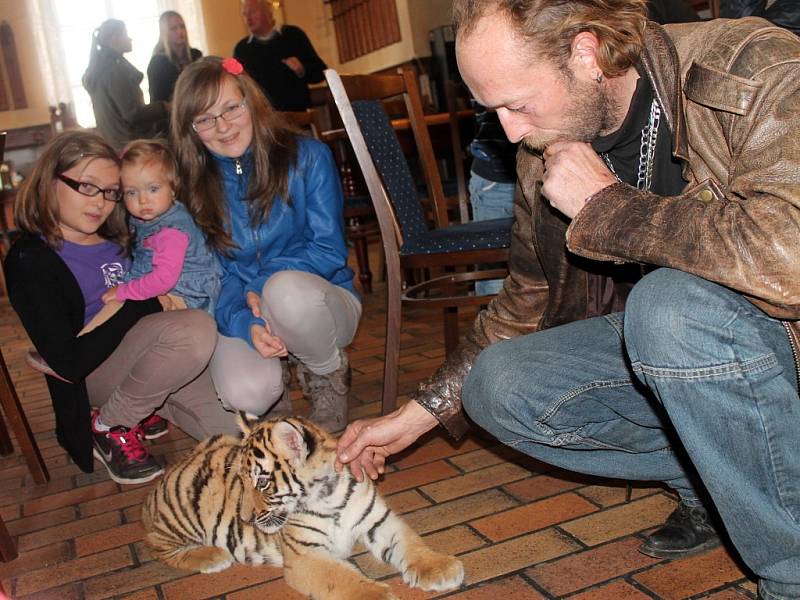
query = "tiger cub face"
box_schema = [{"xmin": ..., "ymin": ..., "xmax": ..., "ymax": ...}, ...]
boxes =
[{"xmin": 238, "ymin": 416, "xmax": 336, "ymax": 534}]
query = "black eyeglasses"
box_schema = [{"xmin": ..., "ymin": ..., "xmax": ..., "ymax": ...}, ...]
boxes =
[
  {"xmin": 191, "ymin": 100, "xmax": 247, "ymax": 132},
  {"xmin": 57, "ymin": 174, "xmax": 123, "ymax": 203}
]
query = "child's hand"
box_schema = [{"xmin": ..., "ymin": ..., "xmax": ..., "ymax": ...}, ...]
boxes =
[
  {"xmin": 250, "ymin": 323, "xmax": 287, "ymax": 359},
  {"xmin": 102, "ymin": 287, "xmax": 118, "ymax": 304},
  {"xmin": 246, "ymin": 291, "xmax": 262, "ymax": 318}
]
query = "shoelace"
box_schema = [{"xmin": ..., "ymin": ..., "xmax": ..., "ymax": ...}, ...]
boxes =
[{"xmin": 107, "ymin": 427, "xmax": 148, "ymax": 462}]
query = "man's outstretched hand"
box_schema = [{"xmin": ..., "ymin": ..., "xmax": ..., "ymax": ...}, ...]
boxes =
[{"xmin": 335, "ymin": 400, "xmax": 439, "ymax": 481}]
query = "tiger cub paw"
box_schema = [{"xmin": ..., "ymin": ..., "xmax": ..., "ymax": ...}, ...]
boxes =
[
  {"xmin": 403, "ymin": 553, "xmax": 464, "ymax": 591},
  {"xmin": 353, "ymin": 581, "xmax": 399, "ymax": 600},
  {"xmin": 184, "ymin": 547, "xmax": 234, "ymax": 573},
  {"xmin": 200, "ymin": 557, "xmax": 233, "ymax": 573}
]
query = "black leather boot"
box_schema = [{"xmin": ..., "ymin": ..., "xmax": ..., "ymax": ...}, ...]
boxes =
[{"xmin": 639, "ymin": 501, "xmax": 721, "ymax": 558}]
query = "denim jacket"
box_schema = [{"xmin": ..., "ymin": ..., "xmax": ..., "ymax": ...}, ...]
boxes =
[
  {"xmin": 127, "ymin": 201, "xmax": 221, "ymax": 313},
  {"xmin": 213, "ymin": 136, "xmax": 356, "ymax": 345}
]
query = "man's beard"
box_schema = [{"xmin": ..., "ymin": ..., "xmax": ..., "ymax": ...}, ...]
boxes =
[{"xmin": 522, "ymin": 73, "xmax": 621, "ymax": 152}]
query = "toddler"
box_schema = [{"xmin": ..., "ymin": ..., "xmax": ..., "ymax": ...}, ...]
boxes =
[{"xmin": 103, "ymin": 139, "xmax": 220, "ymax": 312}]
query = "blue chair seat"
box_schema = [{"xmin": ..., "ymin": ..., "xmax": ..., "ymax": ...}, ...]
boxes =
[{"xmin": 400, "ymin": 217, "xmax": 513, "ymax": 255}]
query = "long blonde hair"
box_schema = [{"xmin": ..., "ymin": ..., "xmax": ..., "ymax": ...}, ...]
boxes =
[
  {"xmin": 15, "ymin": 130, "xmax": 127, "ymax": 249},
  {"xmin": 152, "ymin": 11, "xmax": 192, "ymax": 68},
  {"xmin": 170, "ymin": 57, "xmax": 298, "ymax": 253},
  {"xmin": 453, "ymin": 0, "xmax": 648, "ymax": 77}
]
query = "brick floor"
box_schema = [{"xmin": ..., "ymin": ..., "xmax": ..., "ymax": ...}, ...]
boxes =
[{"xmin": 0, "ymin": 250, "xmax": 758, "ymax": 599}]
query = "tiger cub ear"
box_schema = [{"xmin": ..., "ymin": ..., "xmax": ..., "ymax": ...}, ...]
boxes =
[
  {"xmin": 272, "ymin": 420, "xmax": 313, "ymax": 463},
  {"xmin": 237, "ymin": 411, "xmax": 262, "ymax": 437}
]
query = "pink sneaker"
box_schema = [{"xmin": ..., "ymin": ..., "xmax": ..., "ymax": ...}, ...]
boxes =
[{"xmin": 91, "ymin": 410, "xmax": 164, "ymax": 485}]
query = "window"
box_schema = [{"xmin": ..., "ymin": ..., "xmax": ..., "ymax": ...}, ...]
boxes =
[{"xmin": 26, "ymin": 0, "xmax": 207, "ymax": 127}]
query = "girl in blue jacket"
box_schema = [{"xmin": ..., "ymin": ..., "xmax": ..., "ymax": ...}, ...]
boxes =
[{"xmin": 170, "ymin": 57, "xmax": 360, "ymax": 433}]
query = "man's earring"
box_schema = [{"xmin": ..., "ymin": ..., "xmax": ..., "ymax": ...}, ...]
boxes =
[{"xmin": 594, "ymin": 72, "xmax": 603, "ymax": 83}]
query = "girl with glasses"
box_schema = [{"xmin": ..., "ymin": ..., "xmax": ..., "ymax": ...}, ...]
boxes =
[
  {"xmin": 3, "ymin": 130, "xmax": 239, "ymax": 485},
  {"xmin": 171, "ymin": 57, "xmax": 361, "ymax": 433}
]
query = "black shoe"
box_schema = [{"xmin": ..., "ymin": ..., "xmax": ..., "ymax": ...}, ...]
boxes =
[
  {"xmin": 139, "ymin": 413, "xmax": 169, "ymax": 440},
  {"xmin": 639, "ymin": 501, "xmax": 721, "ymax": 558},
  {"xmin": 91, "ymin": 410, "xmax": 164, "ymax": 485}
]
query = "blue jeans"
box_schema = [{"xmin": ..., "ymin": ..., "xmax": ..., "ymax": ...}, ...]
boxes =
[
  {"xmin": 468, "ymin": 172, "xmax": 515, "ymax": 296},
  {"xmin": 463, "ymin": 268, "xmax": 800, "ymax": 599}
]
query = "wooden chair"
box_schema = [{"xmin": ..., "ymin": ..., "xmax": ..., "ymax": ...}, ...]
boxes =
[
  {"xmin": 0, "ymin": 130, "xmax": 8, "ymax": 297},
  {"xmin": 325, "ymin": 67, "xmax": 512, "ymax": 415},
  {"xmin": 281, "ymin": 109, "xmax": 377, "ymax": 294},
  {"xmin": 445, "ymin": 79, "xmax": 471, "ymax": 224},
  {"xmin": 0, "ymin": 347, "xmax": 49, "ymax": 485},
  {"xmin": 0, "ymin": 133, "xmax": 47, "ymax": 485},
  {"xmin": 49, "ymin": 102, "xmax": 78, "ymax": 133},
  {"xmin": 0, "ymin": 512, "xmax": 16, "ymax": 563}
]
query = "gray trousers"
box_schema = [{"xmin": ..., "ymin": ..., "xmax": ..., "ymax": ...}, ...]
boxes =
[
  {"xmin": 210, "ymin": 271, "xmax": 361, "ymax": 415},
  {"xmin": 88, "ymin": 310, "xmax": 239, "ymax": 439}
]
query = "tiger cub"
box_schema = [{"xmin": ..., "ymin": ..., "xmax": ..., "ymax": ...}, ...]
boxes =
[{"xmin": 141, "ymin": 416, "xmax": 464, "ymax": 599}]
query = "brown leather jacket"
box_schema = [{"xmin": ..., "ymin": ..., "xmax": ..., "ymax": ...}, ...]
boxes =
[{"xmin": 415, "ymin": 17, "xmax": 800, "ymax": 438}]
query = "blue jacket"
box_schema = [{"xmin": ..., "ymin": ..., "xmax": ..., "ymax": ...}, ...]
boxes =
[{"xmin": 213, "ymin": 136, "xmax": 356, "ymax": 344}]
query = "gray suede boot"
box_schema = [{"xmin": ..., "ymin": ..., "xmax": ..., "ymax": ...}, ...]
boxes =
[
  {"xmin": 298, "ymin": 351, "xmax": 350, "ymax": 434},
  {"xmin": 264, "ymin": 359, "xmax": 293, "ymax": 418}
]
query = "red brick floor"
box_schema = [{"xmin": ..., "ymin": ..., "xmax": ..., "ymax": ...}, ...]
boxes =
[{"xmin": 0, "ymin": 255, "xmax": 759, "ymax": 599}]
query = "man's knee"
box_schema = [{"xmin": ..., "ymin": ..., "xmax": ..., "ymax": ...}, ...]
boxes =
[
  {"xmin": 625, "ymin": 268, "xmax": 745, "ymax": 368},
  {"xmin": 463, "ymin": 342, "xmax": 511, "ymax": 427}
]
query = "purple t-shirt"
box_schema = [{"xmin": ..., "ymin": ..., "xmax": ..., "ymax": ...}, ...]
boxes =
[{"xmin": 56, "ymin": 240, "xmax": 131, "ymax": 325}]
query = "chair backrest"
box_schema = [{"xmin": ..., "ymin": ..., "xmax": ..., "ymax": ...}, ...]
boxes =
[
  {"xmin": 49, "ymin": 102, "xmax": 78, "ymax": 134},
  {"xmin": 324, "ymin": 67, "xmax": 450, "ymax": 253},
  {"xmin": 444, "ymin": 79, "xmax": 470, "ymax": 223},
  {"xmin": 280, "ymin": 109, "xmax": 322, "ymax": 139}
]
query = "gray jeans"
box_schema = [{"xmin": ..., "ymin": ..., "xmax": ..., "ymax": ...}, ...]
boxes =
[
  {"xmin": 87, "ymin": 310, "xmax": 239, "ymax": 439},
  {"xmin": 210, "ymin": 271, "xmax": 362, "ymax": 415}
]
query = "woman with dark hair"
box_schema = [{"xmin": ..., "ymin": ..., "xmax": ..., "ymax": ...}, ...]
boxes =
[
  {"xmin": 170, "ymin": 57, "xmax": 360, "ymax": 433},
  {"xmin": 147, "ymin": 11, "xmax": 202, "ymax": 103},
  {"xmin": 3, "ymin": 130, "xmax": 238, "ymax": 484},
  {"xmin": 82, "ymin": 19, "xmax": 168, "ymax": 149}
]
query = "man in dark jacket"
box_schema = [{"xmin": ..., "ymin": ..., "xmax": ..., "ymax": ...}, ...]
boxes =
[
  {"xmin": 722, "ymin": 0, "xmax": 800, "ymax": 34},
  {"xmin": 337, "ymin": 2, "xmax": 800, "ymax": 599},
  {"xmin": 233, "ymin": 0, "xmax": 327, "ymax": 111}
]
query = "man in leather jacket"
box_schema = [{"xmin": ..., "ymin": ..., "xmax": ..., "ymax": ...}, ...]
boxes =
[{"xmin": 337, "ymin": 2, "xmax": 800, "ymax": 597}]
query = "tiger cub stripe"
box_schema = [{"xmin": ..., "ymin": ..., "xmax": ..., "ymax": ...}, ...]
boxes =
[{"xmin": 143, "ymin": 416, "xmax": 464, "ymax": 599}]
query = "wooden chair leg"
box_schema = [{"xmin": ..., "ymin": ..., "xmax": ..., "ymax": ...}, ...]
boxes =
[
  {"xmin": 0, "ymin": 260, "xmax": 7, "ymax": 298},
  {"xmin": 381, "ymin": 272, "xmax": 402, "ymax": 415},
  {"xmin": 0, "ymin": 409, "xmax": 13, "ymax": 455},
  {"xmin": 443, "ymin": 307, "xmax": 460, "ymax": 356},
  {"xmin": 352, "ymin": 234, "xmax": 372, "ymax": 294},
  {"xmin": 0, "ymin": 349, "xmax": 49, "ymax": 484},
  {"xmin": 0, "ymin": 514, "xmax": 17, "ymax": 562}
]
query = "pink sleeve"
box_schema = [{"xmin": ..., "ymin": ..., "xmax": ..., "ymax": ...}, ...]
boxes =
[{"xmin": 115, "ymin": 228, "xmax": 190, "ymax": 301}]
